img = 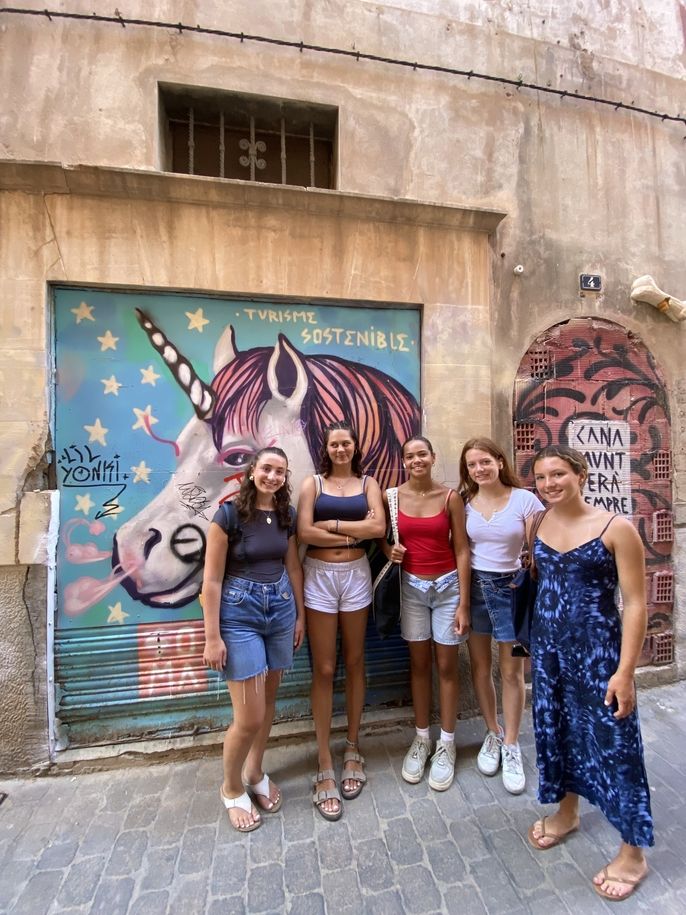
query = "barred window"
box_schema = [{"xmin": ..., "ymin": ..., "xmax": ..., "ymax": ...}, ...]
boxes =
[
  {"xmin": 528, "ymin": 348, "xmax": 552, "ymax": 379},
  {"xmin": 514, "ymin": 422, "xmax": 537, "ymax": 451},
  {"xmin": 160, "ymin": 85, "xmax": 337, "ymax": 189},
  {"xmin": 651, "ymin": 510, "xmax": 674, "ymax": 543},
  {"xmin": 651, "ymin": 571, "xmax": 674, "ymax": 604},
  {"xmin": 652, "ymin": 450, "xmax": 672, "ymax": 480}
]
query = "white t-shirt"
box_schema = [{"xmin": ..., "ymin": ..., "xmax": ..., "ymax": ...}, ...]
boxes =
[{"xmin": 465, "ymin": 488, "xmax": 545, "ymax": 572}]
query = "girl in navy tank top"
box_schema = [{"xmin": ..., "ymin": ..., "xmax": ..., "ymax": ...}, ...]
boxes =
[{"xmin": 297, "ymin": 421, "xmax": 385, "ymax": 821}]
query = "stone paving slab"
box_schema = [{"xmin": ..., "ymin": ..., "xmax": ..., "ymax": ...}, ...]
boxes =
[{"xmin": 1, "ymin": 682, "xmax": 685, "ymax": 914}]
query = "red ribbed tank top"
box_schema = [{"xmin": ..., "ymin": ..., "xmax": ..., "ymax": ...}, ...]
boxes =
[{"xmin": 397, "ymin": 506, "xmax": 456, "ymax": 575}]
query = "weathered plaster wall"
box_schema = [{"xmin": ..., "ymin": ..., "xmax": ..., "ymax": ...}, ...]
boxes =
[{"xmin": 1, "ymin": 0, "xmax": 685, "ymax": 769}]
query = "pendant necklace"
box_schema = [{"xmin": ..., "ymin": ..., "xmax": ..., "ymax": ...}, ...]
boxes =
[
  {"xmin": 265, "ymin": 511, "xmax": 273, "ymax": 525},
  {"xmin": 334, "ymin": 477, "xmax": 353, "ymax": 492}
]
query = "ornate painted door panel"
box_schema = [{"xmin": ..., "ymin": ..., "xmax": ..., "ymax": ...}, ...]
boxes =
[
  {"xmin": 53, "ymin": 287, "xmax": 420, "ymax": 748},
  {"xmin": 513, "ymin": 318, "xmax": 673, "ymax": 665}
]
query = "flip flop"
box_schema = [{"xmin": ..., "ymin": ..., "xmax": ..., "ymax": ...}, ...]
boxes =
[
  {"xmin": 592, "ymin": 866, "xmax": 645, "ymax": 902},
  {"xmin": 527, "ymin": 816, "xmax": 578, "ymax": 850},
  {"xmin": 340, "ymin": 748, "xmax": 367, "ymax": 800},
  {"xmin": 220, "ymin": 787, "xmax": 261, "ymax": 833},
  {"xmin": 248, "ymin": 773, "xmax": 282, "ymax": 813},
  {"xmin": 312, "ymin": 768, "xmax": 343, "ymax": 822}
]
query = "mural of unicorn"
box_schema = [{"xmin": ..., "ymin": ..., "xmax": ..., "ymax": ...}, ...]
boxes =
[{"xmin": 113, "ymin": 309, "xmax": 420, "ymax": 608}]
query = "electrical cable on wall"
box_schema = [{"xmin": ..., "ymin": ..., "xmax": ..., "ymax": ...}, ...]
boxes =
[{"xmin": 1, "ymin": 5, "xmax": 685, "ymax": 128}]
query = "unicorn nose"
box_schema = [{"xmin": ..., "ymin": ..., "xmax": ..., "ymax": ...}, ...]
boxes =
[
  {"xmin": 143, "ymin": 528, "xmax": 162, "ymax": 560},
  {"xmin": 170, "ymin": 524, "xmax": 206, "ymax": 564}
]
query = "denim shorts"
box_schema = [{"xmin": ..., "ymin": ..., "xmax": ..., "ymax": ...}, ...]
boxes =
[
  {"xmin": 219, "ymin": 569, "xmax": 296, "ymax": 681},
  {"xmin": 470, "ymin": 569, "xmax": 518, "ymax": 642},
  {"xmin": 400, "ymin": 569, "xmax": 468, "ymax": 646},
  {"xmin": 303, "ymin": 555, "xmax": 372, "ymax": 613}
]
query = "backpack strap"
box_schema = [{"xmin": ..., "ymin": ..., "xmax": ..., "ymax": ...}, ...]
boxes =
[
  {"xmin": 386, "ymin": 487, "xmax": 400, "ymax": 544},
  {"xmin": 219, "ymin": 500, "xmax": 241, "ymax": 541}
]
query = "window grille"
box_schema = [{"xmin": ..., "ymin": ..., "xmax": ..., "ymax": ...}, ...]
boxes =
[
  {"xmin": 652, "ymin": 632, "xmax": 674, "ymax": 665},
  {"xmin": 651, "ymin": 511, "xmax": 674, "ymax": 543},
  {"xmin": 652, "ymin": 451, "xmax": 672, "ymax": 480},
  {"xmin": 651, "ymin": 571, "xmax": 674, "ymax": 604},
  {"xmin": 529, "ymin": 348, "xmax": 552, "ymax": 379},
  {"xmin": 160, "ymin": 86, "xmax": 337, "ymax": 189},
  {"xmin": 514, "ymin": 422, "xmax": 537, "ymax": 451}
]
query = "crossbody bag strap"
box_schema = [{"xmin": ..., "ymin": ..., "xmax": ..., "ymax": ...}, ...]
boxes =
[
  {"xmin": 386, "ymin": 487, "xmax": 400, "ymax": 544},
  {"xmin": 528, "ymin": 509, "xmax": 549, "ymax": 578}
]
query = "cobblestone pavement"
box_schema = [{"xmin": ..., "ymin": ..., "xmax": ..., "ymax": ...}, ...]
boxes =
[{"xmin": 1, "ymin": 681, "xmax": 684, "ymax": 915}]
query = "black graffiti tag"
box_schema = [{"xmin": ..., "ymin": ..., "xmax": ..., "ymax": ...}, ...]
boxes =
[{"xmin": 178, "ymin": 482, "xmax": 212, "ymax": 520}]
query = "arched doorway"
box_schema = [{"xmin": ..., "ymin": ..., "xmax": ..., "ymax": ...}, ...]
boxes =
[{"xmin": 512, "ymin": 317, "xmax": 674, "ymax": 666}]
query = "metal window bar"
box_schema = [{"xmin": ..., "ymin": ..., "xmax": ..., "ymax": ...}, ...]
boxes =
[
  {"xmin": 280, "ymin": 118, "xmax": 287, "ymax": 185},
  {"xmin": 219, "ymin": 111, "xmax": 225, "ymax": 178},
  {"xmin": 309, "ymin": 122, "xmax": 315, "ymax": 187},
  {"xmin": 188, "ymin": 107, "xmax": 195, "ymax": 175}
]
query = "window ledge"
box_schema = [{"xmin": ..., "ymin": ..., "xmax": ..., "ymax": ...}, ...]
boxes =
[{"xmin": 0, "ymin": 160, "xmax": 506, "ymax": 233}]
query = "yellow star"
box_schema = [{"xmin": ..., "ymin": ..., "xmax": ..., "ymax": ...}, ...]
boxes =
[
  {"xmin": 140, "ymin": 365, "xmax": 161, "ymax": 386},
  {"xmin": 132, "ymin": 405, "xmax": 159, "ymax": 434},
  {"xmin": 97, "ymin": 330, "xmax": 119, "ymax": 351},
  {"xmin": 75, "ymin": 493, "xmax": 95, "ymax": 515},
  {"xmin": 185, "ymin": 307, "xmax": 210, "ymax": 333},
  {"xmin": 101, "ymin": 375, "xmax": 122, "ymax": 396},
  {"xmin": 131, "ymin": 460, "xmax": 152, "ymax": 484},
  {"xmin": 71, "ymin": 301, "xmax": 95, "ymax": 324},
  {"xmin": 83, "ymin": 417, "xmax": 108, "ymax": 446},
  {"xmin": 107, "ymin": 601, "xmax": 129, "ymax": 624}
]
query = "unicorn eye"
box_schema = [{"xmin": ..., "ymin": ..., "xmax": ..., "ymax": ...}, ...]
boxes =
[{"xmin": 221, "ymin": 448, "xmax": 255, "ymax": 468}]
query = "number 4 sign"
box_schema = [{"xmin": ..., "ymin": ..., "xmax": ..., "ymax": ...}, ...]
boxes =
[{"xmin": 580, "ymin": 274, "xmax": 602, "ymax": 292}]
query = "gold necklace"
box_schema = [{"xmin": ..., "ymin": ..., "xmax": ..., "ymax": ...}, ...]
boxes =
[{"xmin": 334, "ymin": 476, "xmax": 354, "ymax": 491}]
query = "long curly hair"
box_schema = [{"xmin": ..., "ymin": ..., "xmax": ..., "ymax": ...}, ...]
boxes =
[
  {"xmin": 234, "ymin": 447, "xmax": 292, "ymax": 527},
  {"xmin": 458, "ymin": 437, "xmax": 522, "ymax": 502},
  {"xmin": 318, "ymin": 421, "xmax": 364, "ymax": 478}
]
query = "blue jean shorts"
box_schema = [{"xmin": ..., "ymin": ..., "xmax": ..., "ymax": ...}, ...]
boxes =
[
  {"xmin": 470, "ymin": 569, "xmax": 517, "ymax": 642},
  {"xmin": 219, "ymin": 569, "xmax": 296, "ymax": 681},
  {"xmin": 400, "ymin": 569, "xmax": 468, "ymax": 646}
]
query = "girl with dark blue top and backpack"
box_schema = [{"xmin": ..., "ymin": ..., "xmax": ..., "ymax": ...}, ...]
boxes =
[{"xmin": 202, "ymin": 447, "xmax": 305, "ymax": 833}]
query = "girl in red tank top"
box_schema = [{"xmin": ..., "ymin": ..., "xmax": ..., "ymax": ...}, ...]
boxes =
[{"xmin": 378, "ymin": 436, "xmax": 470, "ymax": 792}]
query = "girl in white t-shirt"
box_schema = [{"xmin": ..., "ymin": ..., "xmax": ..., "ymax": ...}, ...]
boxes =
[{"xmin": 459, "ymin": 438, "xmax": 544, "ymax": 795}]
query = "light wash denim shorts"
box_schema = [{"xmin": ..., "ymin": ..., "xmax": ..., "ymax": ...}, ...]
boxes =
[
  {"xmin": 219, "ymin": 569, "xmax": 296, "ymax": 681},
  {"xmin": 470, "ymin": 569, "xmax": 518, "ymax": 642},
  {"xmin": 400, "ymin": 569, "xmax": 468, "ymax": 646},
  {"xmin": 303, "ymin": 555, "xmax": 372, "ymax": 613}
]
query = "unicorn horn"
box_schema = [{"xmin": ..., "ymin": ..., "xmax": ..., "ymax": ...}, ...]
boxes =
[{"xmin": 134, "ymin": 308, "xmax": 216, "ymax": 419}]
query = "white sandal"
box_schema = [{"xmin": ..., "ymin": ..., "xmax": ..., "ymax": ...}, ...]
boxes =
[
  {"xmin": 248, "ymin": 772, "xmax": 283, "ymax": 813},
  {"xmin": 219, "ymin": 787, "xmax": 261, "ymax": 833}
]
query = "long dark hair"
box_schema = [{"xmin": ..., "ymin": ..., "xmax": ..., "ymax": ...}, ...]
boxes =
[
  {"xmin": 234, "ymin": 447, "xmax": 292, "ymax": 526},
  {"xmin": 458, "ymin": 437, "xmax": 522, "ymax": 502},
  {"xmin": 318, "ymin": 421, "xmax": 364, "ymax": 478}
]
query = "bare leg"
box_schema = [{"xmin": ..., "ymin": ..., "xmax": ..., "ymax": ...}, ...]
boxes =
[
  {"xmin": 498, "ymin": 643, "xmax": 525, "ymax": 745},
  {"xmin": 306, "ymin": 607, "xmax": 340, "ymax": 816},
  {"xmin": 242, "ymin": 669, "xmax": 283, "ymax": 809},
  {"xmin": 467, "ymin": 633, "xmax": 499, "ymax": 733},
  {"xmin": 434, "ymin": 643, "xmax": 460, "ymax": 732},
  {"xmin": 222, "ymin": 676, "xmax": 265, "ymax": 829},
  {"xmin": 408, "ymin": 639, "xmax": 433, "ymax": 729},
  {"xmin": 529, "ymin": 793, "xmax": 580, "ymax": 848},
  {"xmin": 339, "ymin": 607, "xmax": 369, "ymax": 793},
  {"xmin": 593, "ymin": 843, "xmax": 648, "ymax": 899}
]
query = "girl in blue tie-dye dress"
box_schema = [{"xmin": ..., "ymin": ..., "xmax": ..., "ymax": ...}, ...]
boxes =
[{"xmin": 526, "ymin": 445, "xmax": 653, "ymax": 903}]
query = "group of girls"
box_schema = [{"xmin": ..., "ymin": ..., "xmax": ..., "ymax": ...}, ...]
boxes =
[{"xmin": 202, "ymin": 426, "xmax": 653, "ymax": 903}]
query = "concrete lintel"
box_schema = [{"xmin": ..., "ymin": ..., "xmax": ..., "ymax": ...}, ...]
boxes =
[{"xmin": 0, "ymin": 159, "xmax": 507, "ymax": 233}]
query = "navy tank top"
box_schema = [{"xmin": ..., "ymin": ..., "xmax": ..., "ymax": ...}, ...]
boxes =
[{"xmin": 312, "ymin": 475, "xmax": 369, "ymax": 522}]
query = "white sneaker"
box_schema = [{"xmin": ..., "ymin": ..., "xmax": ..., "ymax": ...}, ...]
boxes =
[
  {"xmin": 428, "ymin": 740, "xmax": 456, "ymax": 791},
  {"xmin": 401, "ymin": 735, "xmax": 432, "ymax": 784},
  {"xmin": 501, "ymin": 743, "xmax": 526, "ymax": 795},
  {"xmin": 476, "ymin": 729, "xmax": 503, "ymax": 776}
]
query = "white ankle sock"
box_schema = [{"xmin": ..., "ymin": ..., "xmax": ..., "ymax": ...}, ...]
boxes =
[
  {"xmin": 440, "ymin": 729, "xmax": 455, "ymax": 744},
  {"xmin": 416, "ymin": 727, "xmax": 430, "ymax": 740}
]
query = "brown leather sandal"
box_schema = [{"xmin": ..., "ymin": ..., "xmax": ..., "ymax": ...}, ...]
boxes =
[
  {"xmin": 340, "ymin": 748, "xmax": 367, "ymax": 800},
  {"xmin": 311, "ymin": 768, "xmax": 343, "ymax": 822}
]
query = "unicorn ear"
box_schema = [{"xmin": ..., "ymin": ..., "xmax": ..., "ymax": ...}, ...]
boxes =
[
  {"xmin": 267, "ymin": 335, "xmax": 308, "ymax": 411},
  {"xmin": 213, "ymin": 325, "xmax": 238, "ymax": 374}
]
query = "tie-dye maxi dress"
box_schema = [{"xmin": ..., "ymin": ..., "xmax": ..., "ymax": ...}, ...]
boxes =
[{"xmin": 530, "ymin": 532, "xmax": 654, "ymax": 847}]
